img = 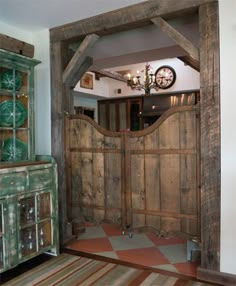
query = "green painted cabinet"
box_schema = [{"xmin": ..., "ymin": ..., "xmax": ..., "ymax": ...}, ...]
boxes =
[
  {"xmin": 0, "ymin": 49, "xmax": 40, "ymax": 162},
  {"xmin": 0, "ymin": 50, "xmax": 59, "ymax": 273},
  {"xmin": 0, "ymin": 156, "xmax": 59, "ymax": 273}
]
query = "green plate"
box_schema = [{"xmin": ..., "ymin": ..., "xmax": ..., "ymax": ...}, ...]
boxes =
[
  {"xmin": 0, "ymin": 70, "xmax": 22, "ymax": 91},
  {"xmin": 0, "ymin": 100, "xmax": 27, "ymax": 128},
  {"xmin": 1, "ymin": 138, "xmax": 28, "ymax": 161}
]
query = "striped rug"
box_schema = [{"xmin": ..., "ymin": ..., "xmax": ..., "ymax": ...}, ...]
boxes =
[{"xmin": 4, "ymin": 253, "xmax": 217, "ymax": 286}]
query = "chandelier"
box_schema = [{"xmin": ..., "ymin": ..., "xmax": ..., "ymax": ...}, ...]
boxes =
[{"xmin": 127, "ymin": 63, "xmax": 158, "ymax": 96}]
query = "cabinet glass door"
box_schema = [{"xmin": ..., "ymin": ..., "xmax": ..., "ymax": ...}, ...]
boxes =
[
  {"xmin": 0, "ymin": 49, "xmax": 40, "ymax": 163},
  {"xmin": 19, "ymin": 196, "xmax": 36, "ymax": 256},
  {"xmin": 19, "ymin": 192, "xmax": 53, "ymax": 258},
  {"xmin": 37, "ymin": 192, "xmax": 52, "ymax": 251},
  {"xmin": 20, "ymin": 226, "xmax": 37, "ymax": 256},
  {"xmin": 0, "ymin": 67, "xmax": 30, "ymax": 162}
]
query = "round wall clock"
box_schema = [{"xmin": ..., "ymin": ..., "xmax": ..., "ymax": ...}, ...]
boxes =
[{"xmin": 155, "ymin": 65, "xmax": 176, "ymax": 89}]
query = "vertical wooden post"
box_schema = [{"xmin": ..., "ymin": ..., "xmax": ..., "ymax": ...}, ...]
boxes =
[
  {"xmin": 51, "ymin": 40, "xmax": 72, "ymax": 243},
  {"xmin": 198, "ymin": 2, "xmax": 220, "ymax": 273}
]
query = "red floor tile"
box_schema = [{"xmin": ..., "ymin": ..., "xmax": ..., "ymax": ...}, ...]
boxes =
[
  {"xmin": 66, "ymin": 224, "xmax": 199, "ymax": 278},
  {"xmin": 116, "ymin": 247, "xmax": 170, "ymax": 267},
  {"xmin": 146, "ymin": 232, "xmax": 187, "ymax": 246},
  {"xmin": 174, "ymin": 261, "xmax": 200, "ymax": 277},
  {"xmin": 68, "ymin": 237, "xmax": 113, "ymax": 253},
  {"xmin": 101, "ymin": 223, "xmax": 123, "ymax": 236}
]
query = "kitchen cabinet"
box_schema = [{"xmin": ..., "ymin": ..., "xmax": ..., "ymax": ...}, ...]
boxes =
[
  {"xmin": 0, "ymin": 156, "xmax": 59, "ymax": 273},
  {"xmin": 0, "ymin": 49, "xmax": 59, "ymax": 273},
  {"xmin": 0, "ymin": 49, "xmax": 40, "ymax": 162}
]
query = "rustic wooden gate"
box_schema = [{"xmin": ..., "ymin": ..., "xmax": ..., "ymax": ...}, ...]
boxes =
[{"xmin": 65, "ymin": 105, "xmax": 200, "ymax": 237}]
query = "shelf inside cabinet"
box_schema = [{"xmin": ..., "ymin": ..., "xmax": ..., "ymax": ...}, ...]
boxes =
[{"xmin": 0, "ymin": 49, "xmax": 40, "ymax": 163}]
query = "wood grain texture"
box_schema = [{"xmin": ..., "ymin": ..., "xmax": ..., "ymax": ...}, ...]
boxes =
[
  {"xmin": 63, "ymin": 34, "xmax": 99, "ymax": 86},
  {"xmin": 93, "ymin": 69, "xmax": 127, "ymax": 82},
  {"xmin": 50, "ymin": 41, "xmax": 68, "ymax": 242},
  {"xmin": 178, "ymin": 55, "xmax": 200, "ymax": 71},
  {"xmin": 151, "ymin": 17, "xmax": 199, "ymax": 62},
  {"xmin": 198, "ymin": 2, "xmax": 220, "ymax": 271},
  {"xmin": 66, "ymin": 106, "xmax": 199, "ymax": 237},
  {"xmin": 49, "ymin": 0, "xmax": 220, "ymax": 277},
  {"xmin": 0, "ymin": 33, "xmax": 34, "ymax": 57},
  {"xmin": 50, "ymin": 0, "xmax": 217, "ymax": 42}
]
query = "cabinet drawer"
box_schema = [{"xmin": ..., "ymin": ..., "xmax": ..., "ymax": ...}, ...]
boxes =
[
  {"xmin": 29, "ymin": 168, "xmax": 54, "ymax": 190},
  {"xmin": 0, "ymin": 172, "xmax": 26, "ymax": 194}
]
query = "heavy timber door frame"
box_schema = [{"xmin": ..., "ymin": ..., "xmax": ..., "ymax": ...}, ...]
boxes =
[{"xmin": 50, "ymin": 0, "xmax": 223, "ymax": 284}]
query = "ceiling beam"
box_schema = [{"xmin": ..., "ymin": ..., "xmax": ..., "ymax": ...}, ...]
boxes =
[
  {"xmin": 50, "ymin": 0, "xmax": 217, "ymax": 42},
  {"xmin": 178, "ymin": 56, "xmax": 200, "ymax": 71},
  {"xmin": 151, "ymin": 16, "xmax": 199, "ymax": 63},
  {"xmin": 62, "ymin": 34, "xmax": 99, "ymax": 86},
  {"xmin": 93, "ymin": 69, "xmax": 127, "ymax": 82}
]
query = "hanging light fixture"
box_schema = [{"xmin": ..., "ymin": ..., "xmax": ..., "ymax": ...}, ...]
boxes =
[{"xmin": 127, "ymin": 63, "xmax": 158, "ymax": 96}]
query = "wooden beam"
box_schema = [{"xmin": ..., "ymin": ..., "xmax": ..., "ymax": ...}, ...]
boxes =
[
  {"xmin": 51, "ymin": 41, "xmax": 68, "ymax": 243},
  {"xmin": 50, "ymin": 0, "xmax": 217, "ymax": 42},
  {"xmin": 93, "ymin": 69, "xmax": 127, "ymax": 83},
  {"xmin": 51, "ymin": 40, "xmax": 75, "ymax": 243},
  {"xmin": 0, "ymin": 33, "xmax": 34, "ymax": 58},
  {"xmin": 62, "ymin": 34, "xmax": 99, "ymax": 86},
  {"xmin": 178, "ymin": 56, "xmax": 200, "ymax": 71},
  {"xmin": 70, "ymin": 56, "xmax": 93, "ymax": 88},
  {"xmin": 151, "ymin": 17, "xmax": 199, "ymax": 62},
  {"xmin": 198, "ymin": 1, "xmax": 220, "ymax": 274}
]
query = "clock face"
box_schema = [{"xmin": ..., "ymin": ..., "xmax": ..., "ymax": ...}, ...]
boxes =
[{"xmin": 155, "ymin": 66, "xmax": 176, "ymax": 89}]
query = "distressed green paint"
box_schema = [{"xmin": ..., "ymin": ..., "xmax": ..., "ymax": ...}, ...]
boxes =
[
  {"xmin": 0, "ymin": 49, "xmax": 41, "ymax": 163},
  {"xmin": 0, "ymin": 157, "xmax": 59, "ymax": 273},
  {"xmin": 0, "ymin": 51, "xmax": 59, "ymax": 273}
]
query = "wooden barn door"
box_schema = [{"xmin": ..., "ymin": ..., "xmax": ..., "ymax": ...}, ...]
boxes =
[{"xmin": 66, "ymin": 105, "xmax": 200, "ymax": 238}]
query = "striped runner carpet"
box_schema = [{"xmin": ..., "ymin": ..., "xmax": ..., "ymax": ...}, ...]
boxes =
[{"xmin": 3, "ymin": 253, "xmax": 218, "ymax": 286}]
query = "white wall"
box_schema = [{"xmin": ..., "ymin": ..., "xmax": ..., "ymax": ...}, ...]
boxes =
[
  {"xmin": 107, "ymin": 58, "xmax": 200, "ymax": 97},
  {"xmin": 32, "ymin": 30, "xmax": 51, "ymax": 155},
  {"xmin": 219, "ymin": 0, "xmax": 236, "ymax": 275},
  {"xmin": 75, "ymin": 58, "xmax": 199, "ymax": 98},
  {"xmin": 0, "ymin": 21, "xmax": 34, "ymax": 44},
  {"xmin": 0, "ymin": 22, "xmax": 51, "ymax": 155}
]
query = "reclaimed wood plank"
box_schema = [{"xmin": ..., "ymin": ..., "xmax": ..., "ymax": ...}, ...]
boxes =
[
  {"xmin": 179, "ymin": 110, "xmax": 197, "ymax": 149},
  {"xmin": 0, "ymin": 33, "xmax": 34, "ymax": 58},
  {"xmin": 63, "ymin": 34, "xmax": 99, "ymax": 86},
  {"xmin": 159, "ymin": 113, "xmax": 180, "ymax": 149},
  {"xmin": 161, "ymin": 217, "xmax": 181, "ymax": 234},
  {"xmin": 93, "ymin": 69, "xmax": 127, "ymax": 82},
  {"xmin": 50, "ymin": 0, "xmax": 217, "ymax": 42},
  {"xmin": 198, "ymin": 1, "xmax": 220, "ymax": 272},
  {"xmin": 51, "ymin": 41, "xmax": 68, "ymax": 242},
  {"xmin": 131, "ymin": 154, "xmax": 145, "ymax": 228},
  {"xmin": 160, "ymin": 154, "xmax": 180, "ymax": 213},
  {"xmin": 145, "ymin": 154, "xmax": 160, "ymax": 212},
  {"xmin": 123, "ymin": 134, "xmax": 132, "ymax": 229},
  {"xmin": 152, "ymin": 17, "xmax": 199, "ymax": 62},
  {"xmin": 144, "ymin": 128, "xmax": 159, "ymax": 150},
  {"xmin": 70, "ymin": 152, "xmax": 81, "ymax": 220},
  {"xmin": 79, "ymin": 152, "xmax": 94, "ymax": 221},
  {"xmin": 104, "ymin": 153, "xmax": 122, "ymax": 223},
  {"xmin": 180, "ymin": 155, "xmax": 197, "ymax": 215},
  {"xmin": 178, "ymin": 55, "xmax": 200, "ymax": 71}
]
